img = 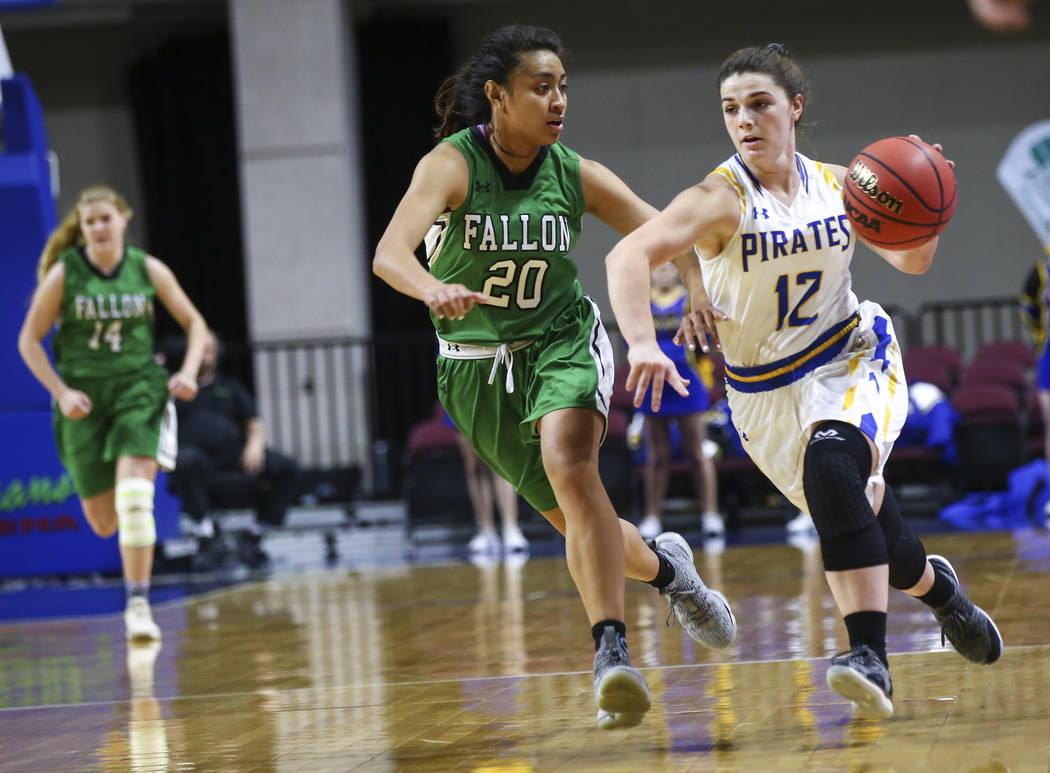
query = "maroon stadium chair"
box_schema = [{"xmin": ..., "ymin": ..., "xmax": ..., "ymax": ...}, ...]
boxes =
[
  {"xmin": 973, "ymin": 340, "xmax": 1036, "ymax": 369},
  {"xmin": 951, "ymin": 383, "xmax": 1025, "ymax": 491},
  {"xmin": 904, "ymin": 345, "xmax": 963, "ymax": 386},
  {"xmin": 958, "ymin": 359, "xmax": 1027, "ymax": 404},
  {"xmin": 904, "ymin": 360, "xmax": 954, "ymax": 397}
]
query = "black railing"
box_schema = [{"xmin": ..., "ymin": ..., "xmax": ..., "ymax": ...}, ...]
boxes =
[
  {"xmin": 214, "ymin": 296, "xmax": 1025, "ymax": 497},
  {"xmin": 914, "ymin": 297, "xmax": 1025, "ymax": 362}
]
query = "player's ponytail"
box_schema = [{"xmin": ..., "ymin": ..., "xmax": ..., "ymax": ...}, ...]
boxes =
[
  {"xmin": 37, "ymin": 185, "xmax": 133, "ymax": 284},
  {"xmin": 433, "ymin": 24, "xmax": 564, "ymax": 140}
]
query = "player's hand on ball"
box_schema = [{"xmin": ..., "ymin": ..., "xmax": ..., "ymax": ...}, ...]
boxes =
[
  {"xmin": 168, "ymin": 371, "xmax": 198, "ymax": 401},
  {"xmin": 674, "ymin": 302, "xmax": 728, "ymax": 353},
  {"xmin": 908, "ymin": 135, "xmax": 955, "ymax": 168},
  {"xmin": 626, "ymin": 342, "xmax": 690, "ymax": 412},
  {"xmin": 423, "ymin": 282, "xmax": 490, "ymax": 320},
  {"xmin": 58, "ymin": 388, "xmax": 92, "ymax": 419}
]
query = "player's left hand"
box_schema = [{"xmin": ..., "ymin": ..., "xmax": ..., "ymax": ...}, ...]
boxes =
[
  {"xmin": 626, "ymin": 341, "xmax": 690, "ymax": 412},
  {"xmin": 909, "ymin": 134, "xmax": 955, "ymax": 168},
  {"xmin": 674, "ymin": 300, "xmax": 728, "ymax": 353},
  {"xmin": 168, "ymin": 371, "xmax": 198, "ymax": 401}
]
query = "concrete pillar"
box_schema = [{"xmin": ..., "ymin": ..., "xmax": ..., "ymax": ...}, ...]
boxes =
[{"xmin": 229, "ymin": 0, "xmax": 372, "ymax": 481}]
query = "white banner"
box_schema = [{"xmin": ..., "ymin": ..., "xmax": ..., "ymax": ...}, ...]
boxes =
[
  {"xmin": 0, "ymin": 23, "xmax": 13, "ymax": 80},
  {"xmin": 997, "ymin": 119, "xmax": 1050, "ymax": 251}
]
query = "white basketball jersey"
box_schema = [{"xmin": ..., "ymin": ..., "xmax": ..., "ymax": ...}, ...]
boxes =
[{"xmin": 702, "ymin": 152, "xmax": 859, "ymax": 369}]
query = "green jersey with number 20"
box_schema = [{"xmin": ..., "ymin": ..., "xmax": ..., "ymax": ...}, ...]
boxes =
[
  {"xmin": 425, "ymin": 125, "xmax": 586, "ymax": 345},
  {"xmin": 52, "ymin": 246, "xmax": 158, "ymax": 379}
]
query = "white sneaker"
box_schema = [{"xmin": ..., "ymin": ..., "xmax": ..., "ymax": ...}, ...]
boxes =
[
  {"xmin": 468, "ymin": 530, "xmax": 501, "ymax": 555},
  {"xmin": 786, "ymin": 510, "xmax": 817, "ymax": 536},
  {"xmin": 701, "ymin": 512, "xmax": 725, "ymax": 538},
  {"xmin": 125, "ymin": 597, "xmax": 161, "ymax": 642},
  {"xmin": 638, "ymin": 514, "xmax": 663, "ymax": 541},
  {"xmin": 502, "ymin": 526, "xmax": 530, "ymax": 553}
]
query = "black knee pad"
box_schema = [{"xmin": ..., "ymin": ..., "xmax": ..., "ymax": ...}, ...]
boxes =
[
  {"xmin": 803, "ymin": 421, "xmax": 887, "ymax": 572},
  {"xmin": 804, "ymin": 421, "xmax": 873, "ymax": 540},
  {"xmin": 877, "ymin": 484, "xmax": 927, "ymax": 590}
]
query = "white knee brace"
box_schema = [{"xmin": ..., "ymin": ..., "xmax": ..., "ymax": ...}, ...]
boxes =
[{"xmin": 117, "ymin": 478, "xmax": 156, "ymax": 547}]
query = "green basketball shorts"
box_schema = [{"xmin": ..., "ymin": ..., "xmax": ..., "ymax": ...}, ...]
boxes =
[
  {"xmin": 53, "ymin": 363, "xmax": 172, "ymax": 498},
  {"xmin": 437, "ymin": 296, "xmax": 614, "ymax": 512}
]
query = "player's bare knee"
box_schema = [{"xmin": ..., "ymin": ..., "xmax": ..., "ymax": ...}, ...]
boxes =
[{"xmin": 87, "ymin": 516, "xmax": 118, "ymax": 539}]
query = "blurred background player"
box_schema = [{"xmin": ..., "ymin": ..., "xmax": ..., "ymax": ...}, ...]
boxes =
[
  {"xmin": 17, "ymin": 184, "xmax": 208, "ymax": 641},
  {"xmin": 635, "ymin": 262, "xmax": 724, "ymax": 541},
  {"xmin": 1019, "ymin": 233, "xmax": 1050, "ymax": 525},
  {"xmin": 443, "ymin": 409, "xmax": 529, "ymax": 557}
]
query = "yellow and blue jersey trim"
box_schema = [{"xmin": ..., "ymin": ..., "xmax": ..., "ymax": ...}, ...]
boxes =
[{"xmin": 724, "ymin": 312, "xmax": 860, "ymax": 393}]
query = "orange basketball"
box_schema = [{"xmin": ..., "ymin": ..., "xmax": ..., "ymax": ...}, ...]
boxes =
[{"xmin": 843, "ymin": 136, "xmax": 956, "ymax": 248}]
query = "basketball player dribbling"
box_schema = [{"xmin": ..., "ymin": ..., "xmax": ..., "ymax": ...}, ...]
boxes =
[
  {"xmin": 606, "ymin": 43, "xmax": 1002, "ymax": 719},
  {"xmin": 373, "ymin": 25, "xmax": 736, "ymax": 730}
]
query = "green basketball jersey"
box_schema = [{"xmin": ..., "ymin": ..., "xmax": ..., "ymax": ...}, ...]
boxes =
[
  {"xmin": 425, "ymin": 125, "xmax": 586, "ymax": 344},
  {"xmin": 52, "ymin": 246, "xmax": 158, "ymax": 379}
]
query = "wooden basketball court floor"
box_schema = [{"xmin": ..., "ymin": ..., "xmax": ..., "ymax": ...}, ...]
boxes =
[{"xmin": 2, "ymin": 529, "xmax": 1048, "ymax": 772}]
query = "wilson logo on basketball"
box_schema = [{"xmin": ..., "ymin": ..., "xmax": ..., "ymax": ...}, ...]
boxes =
[{"xmin": 848, "ymin": 161, "xmax": 904, "ymax": 215}]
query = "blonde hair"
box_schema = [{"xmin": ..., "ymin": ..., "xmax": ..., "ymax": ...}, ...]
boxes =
[{"xmin": 37, "ymin": 185, "xmax": 133, "ymax": 283}]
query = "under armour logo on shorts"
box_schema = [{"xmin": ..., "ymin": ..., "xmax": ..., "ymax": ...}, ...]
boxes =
[{"xmin": 812, "ymin": 429, "xmax": 845, "ymax": 442}]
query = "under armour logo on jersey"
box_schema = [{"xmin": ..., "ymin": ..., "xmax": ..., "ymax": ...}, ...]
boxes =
[
  {"xmin": 445, "ymin": 343, "xmax": 461, "ymax": 352},
  {"xmin": 812, "ymin": 429, "xmax": 845, "ymax": 442},
  {"xmin": 475, "ymin": 181, "xmax": 491, "ymax": 193},
  {"xmin": 740, "ymin": 430, "xmax": 750, "ymax": 442},
  {"xmin": 753, "ymin": 206, "xmax": 770, "ymax": 220}
]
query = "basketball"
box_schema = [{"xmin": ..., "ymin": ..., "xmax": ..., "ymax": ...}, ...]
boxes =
[{"xmin": 843, "ymin": 136, "xmax": 956, "ymax": 248}]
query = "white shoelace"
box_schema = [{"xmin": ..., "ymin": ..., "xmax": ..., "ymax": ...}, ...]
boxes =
[{"xmin": 486, "ymin": 343, "xmax": 515, "ymax": 393}]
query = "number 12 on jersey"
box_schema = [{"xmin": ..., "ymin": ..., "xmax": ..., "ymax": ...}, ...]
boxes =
[{"xmin": 774, "ymin": 271, "xmax": 822, "ymax": 330}]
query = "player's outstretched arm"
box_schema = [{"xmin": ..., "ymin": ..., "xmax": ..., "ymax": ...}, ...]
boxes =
[
  {"xmin": 373, "ymin": 144, "xmax": 489, "ymax": 320},
  {"xmin": 606, "ymin": 180, "xmax": 738, "ymax": 410}
]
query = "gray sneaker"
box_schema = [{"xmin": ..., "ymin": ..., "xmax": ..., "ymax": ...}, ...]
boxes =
[
  {"xmin": 826, "ymin": 644, "xmax": 894, "ymax": 719},
  {"xmin": 593, "ymin": 625, "xmax": 650, "ymax": 730},
  {"xmin": 653, "ymin": 532, "xmax": 736, "ymax": 648},
  {"xmin": 927, "ymin": 555, "xmax": 1003, "ymax": 665}
]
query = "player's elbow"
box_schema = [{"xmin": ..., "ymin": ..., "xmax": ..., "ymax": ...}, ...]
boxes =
[
  {"xmin": 16, "ymin": 327, "xmax": 39, "ymax": 362},
  {"xmin": 372, "ymin": 243, "xmax": 392, "ymax": 281},
  {"xmin": 902, "ymin": 252, "xmax": 935, "ymax": 275},
  {"xmin": 605, "ymin": 234, "xmax": 643, "ymax": 272}
]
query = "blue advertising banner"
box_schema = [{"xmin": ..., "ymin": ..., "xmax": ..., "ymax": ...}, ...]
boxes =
[{"xmin": 0, "ymin": 411, "xmax": 180, "ymax": 578}]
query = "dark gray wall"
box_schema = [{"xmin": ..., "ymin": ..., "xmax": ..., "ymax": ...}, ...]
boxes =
[{"xmin": 1, "ymin": 8, "xmax": 224, "ymax": 235}]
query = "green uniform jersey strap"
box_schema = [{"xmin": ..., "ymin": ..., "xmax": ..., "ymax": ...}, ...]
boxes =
[
  {"xmin": 426, "ymin": 125, "xmax": 586, "ymax": 345},
  {"xmin": 52, "ymin": 245, "xmax": 158, "ymax": 379}
]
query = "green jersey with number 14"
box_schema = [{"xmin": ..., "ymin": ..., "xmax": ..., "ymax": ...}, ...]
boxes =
[
  {"xmin": 425, "ymin": 125, "xmax": 586, "ymax": 345},
  {"xmin": 52, "ymin": 245, "xmax": 157, "ymax": 379}
]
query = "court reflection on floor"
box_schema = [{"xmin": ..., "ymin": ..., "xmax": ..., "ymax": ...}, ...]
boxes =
[{"xmin": 1, "ymin": 530, "xmax": 1048, "ymax": 771}]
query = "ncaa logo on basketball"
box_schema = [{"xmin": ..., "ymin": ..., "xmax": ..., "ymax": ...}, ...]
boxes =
[
  {"xmin": 843, "ymin": 196, "xmax": 883, "ymax": 234},
  {"xmin": 848, "ymin": 160, "xmax": 904, "ymax": 215}
]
